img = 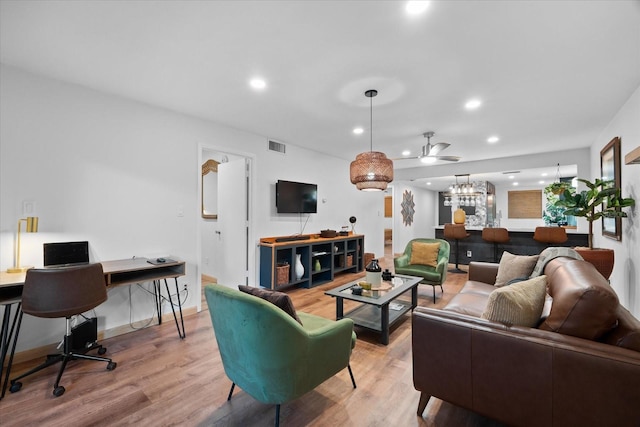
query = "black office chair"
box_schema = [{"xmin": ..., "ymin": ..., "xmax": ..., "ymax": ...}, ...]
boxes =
[{"xmin": 10, "ymin": 263, "xmax": 116, "ymax": 397}]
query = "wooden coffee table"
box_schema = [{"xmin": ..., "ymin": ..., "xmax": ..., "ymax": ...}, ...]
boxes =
[{"xmin": 324, "ymin": 275, "xmax": 422, "ymax": 345}]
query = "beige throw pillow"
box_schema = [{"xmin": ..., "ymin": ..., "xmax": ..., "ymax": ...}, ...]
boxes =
[
  {"xmin": 495, "ymin": 252, "xmax": 539, "ymax": 287},
  {"xmin": 410, "ymin": 242, "xmax": 440, "ymax": 268},
  {"xmin": 481, "ymin": 275, "xmax": 547, "ymax": 327}
]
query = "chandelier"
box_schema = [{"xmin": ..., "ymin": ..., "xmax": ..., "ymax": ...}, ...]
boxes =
[
  {"xmin": 443, "ymin": 174, "xmax": 482, "ymax": 207},
  {"xmin": 349, "ymin": 89, "xmax": 394, "ymax": 191}
]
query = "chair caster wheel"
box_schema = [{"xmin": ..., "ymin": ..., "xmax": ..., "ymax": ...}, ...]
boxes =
[
  {"xmin": 10, "ymin": 382, "xmax": 22, "ymax": 393},
  {"xmin": 53, "ymin": 386, "xmax": 65, "ymax": 397},
  {"xmin": 98, "ymin": 347, "xmax": 107, "ymax": 355},
  {"xmin": 107, "ymin": 361, "xmax": 117, "ymax": 371}
]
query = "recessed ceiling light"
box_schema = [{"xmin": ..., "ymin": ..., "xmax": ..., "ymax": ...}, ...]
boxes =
[
  {"xmin": 249, "ymin": 78, "xmax": 266, "ymax": 90},
  {"xmin": 426, "ymin": 182, "xmax": 432, "ymax": 186},
  {"xmin": 464, "ymin": 98, "xmax": 482, "ymax": 110},
  {"xmin": 487, "ymin": 136, "xmax": 499, "ymax": 143},
  {"xmin": 406, "ymin": 1, "xmax": 430, "ymax": 15},
  {"xmin": 513, "ymin": 182, "xmax": 519, "ymax": 186},
  {"xmin": 509, "ymin": 175, "xmax": 515, "ymax": 179},
  {"xmin": 353, "ymin": 127, "xmax": 364, "ymax": 135},
  {"xmin": 539, "ymin": 180, "xmax": 545, "ymax": 184},
  {"xmin": 402, "ymin": 150, "xmax": 411, "ymax": 156},
  {"xmin": 420, "ymin": 156, "xmax": 437, "ymax": 164},
  {"xmin": 541, "ymin": 172, "xmax": 548, "ymax": 177}
]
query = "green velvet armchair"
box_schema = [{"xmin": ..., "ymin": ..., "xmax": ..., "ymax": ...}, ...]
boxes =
[
  {"xmin": 394, "ymin": 238, "xmax": 450, "ymax": 303},
  {"xmin": 204, "ymin": 284, "xmax": 356, "ymax": 426}
]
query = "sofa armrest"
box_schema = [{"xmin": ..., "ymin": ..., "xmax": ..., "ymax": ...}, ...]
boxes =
[
  {"xmin": 467, "ymin": 261, "xmax": 498, "ymax": 284},
  {"xmin": 412, "ymin": 307, "xmax": 640, "ymax": 427}
]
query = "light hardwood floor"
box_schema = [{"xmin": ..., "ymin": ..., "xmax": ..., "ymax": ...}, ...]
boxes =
[{"xmin": 1, "ymin": 255, "xmax": 504, "ymax": 426}]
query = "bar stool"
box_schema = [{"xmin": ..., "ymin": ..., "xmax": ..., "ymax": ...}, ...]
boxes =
[
  {"xmin": 533, "ymin": 226, "xmax": 568, "ymax": 246},
  {"xmin": 482, "ymin": 228, "xmax": 510, "ymax": 262},
  {"xmin": 444, "ymin": 223, "xmax": 469, "ymax": 273}
]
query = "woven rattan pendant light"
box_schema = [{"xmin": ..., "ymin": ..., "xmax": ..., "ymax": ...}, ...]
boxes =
[{"xmin": 349, "ymin": 89, "xmax": 394, "ymax": 191}]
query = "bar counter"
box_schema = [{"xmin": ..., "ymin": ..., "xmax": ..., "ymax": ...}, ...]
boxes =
[{"xmin": 434, "ymin": 226, "xmax": 588, "ymax": 265}]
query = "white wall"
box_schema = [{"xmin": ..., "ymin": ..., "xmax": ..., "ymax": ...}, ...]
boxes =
[
  {"xmin": 0, "ymin": 65, "xmax": 384, "ymax": 351},
  {"xmin": 590, "ymin": 84, "xmax": 640, "ymax": 317},
  {"xmin": 392, "ymin": 182, "xmax": 438, "ymax": 255}
]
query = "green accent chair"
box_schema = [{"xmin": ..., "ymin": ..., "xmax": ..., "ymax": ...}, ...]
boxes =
[
  {"xmin": 393, "ymin": 238, "xmax": 450, "ymax": 303},
  {"xmin": 204, "ymin": 284, "xmax": 356, "ymax": 427}
]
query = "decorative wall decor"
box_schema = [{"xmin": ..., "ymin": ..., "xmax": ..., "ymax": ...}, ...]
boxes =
[
  {"xmin": 600, "ymin": 136, "xmax": 621, "ymax": 240},
  {"xmin": 401, "ymin": 190, "xmax": 415, "ymax": 226}
]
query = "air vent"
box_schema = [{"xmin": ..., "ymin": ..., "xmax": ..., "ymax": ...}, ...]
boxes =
[
  {"xmin": 268, "ymin": 140, "xmax": 286, "ymax": 154},
  {"xmin": 502, "ymin": 171, "xmax": 520, "ymax": 174}
]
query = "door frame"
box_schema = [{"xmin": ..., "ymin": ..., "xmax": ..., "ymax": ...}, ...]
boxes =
[{"xmin": 197, "ymin": 143, "xmax": 255, "ymax": 311}]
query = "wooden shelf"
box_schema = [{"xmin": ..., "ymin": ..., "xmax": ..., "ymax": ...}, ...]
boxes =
[{"xmin": 625, "ymin": 146, "xmax": 640, "ymax": 165}]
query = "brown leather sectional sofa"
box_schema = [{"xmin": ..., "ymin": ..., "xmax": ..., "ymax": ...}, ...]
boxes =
[{"xmin": 412, "ymin": 257, "xmax": 640, "ymax": 427}]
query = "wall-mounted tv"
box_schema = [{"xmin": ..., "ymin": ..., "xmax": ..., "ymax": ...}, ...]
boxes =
[{"xmin": 276, "ymin": 180, "xmax": 318, "ymax": 214}]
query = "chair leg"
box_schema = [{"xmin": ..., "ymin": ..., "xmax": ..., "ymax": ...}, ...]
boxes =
[
  {"xmin": 417, "ymin": 392, "xmax": 431, "ymax": 416},
  {"xmin": 449, "ymin": 239, "xmax": 465, "ymax": 274},
  {"xmin": 274, "ymin": 404, "xmax": 280, "ymax": 427},
  {"xmin": 227, "ymin": 382, "xmax": 236, "ymax": 401},
  {"xmin": 347, "ymin": 364, "xmax": 357, "ymax": 388},
  {"xmin": 432, "ymin": 285, "xmax": 436, "ymax": 304}
]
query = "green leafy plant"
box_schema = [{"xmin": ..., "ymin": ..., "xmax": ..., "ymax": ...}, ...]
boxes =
[{"xmin": 551, "ymin": 178, "xmax": 635, "ymax": 249}]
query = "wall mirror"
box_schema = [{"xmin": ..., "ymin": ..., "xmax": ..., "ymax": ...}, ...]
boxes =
[{"xmin": 202, "ymin": 159, "xmax": 219, "ymax": 219}]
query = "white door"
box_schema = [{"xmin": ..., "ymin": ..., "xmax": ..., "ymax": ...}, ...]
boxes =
[{"xmin": 215, "ymin": 157, "xmax": 249, "ymax": 286}]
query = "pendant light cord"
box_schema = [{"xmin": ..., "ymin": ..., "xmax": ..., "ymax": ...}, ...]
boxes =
[{"xmin": 369, "ymin": 94, "xmax": 373, "ymax": 152}]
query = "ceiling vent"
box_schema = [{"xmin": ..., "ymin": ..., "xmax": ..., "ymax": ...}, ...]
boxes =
[{"xmin": 268, "ymin": 140, "xmax": 286, "ymax": 154}]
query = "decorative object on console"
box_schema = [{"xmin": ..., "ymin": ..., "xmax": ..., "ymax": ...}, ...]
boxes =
[
  {"xmin": 7, "ymin": 216, "xmax": 38, "ymax": 273},
  {"xmin": 349, "ymin": 89, "xmax": 393, "ymax": 191},
  {"xmin": 365, "ymin": 258, "xmax": 382, "ymax": 287},
  {"xmin": 401, "ymin": 190, "xmax": 415, "ymax": 226},
  {"xmin": 294, "ymin": 254, "xmax": 304, "ymax": 280},
  {"xmin": 320, "ymin": 229, "xmax": 337, "ymax": 238},
  {"xmin": 349, "ymin": 216, "xmax": 357, "ymax": 233}
]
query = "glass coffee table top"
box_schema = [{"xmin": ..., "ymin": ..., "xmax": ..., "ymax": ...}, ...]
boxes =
[{"xmin": 324, "ymin": 275, "xmax": 422, "ymax": 307}]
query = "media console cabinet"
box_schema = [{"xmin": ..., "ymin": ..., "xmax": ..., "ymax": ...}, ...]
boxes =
[{"xmin": 259, "ymin": 234, "xmax": 364, "ymax": 289}]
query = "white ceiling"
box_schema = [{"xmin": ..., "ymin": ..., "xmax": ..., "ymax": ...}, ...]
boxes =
[{"xmin": 1, "ymin": 1, "xmax": 639, "ymax": 190}]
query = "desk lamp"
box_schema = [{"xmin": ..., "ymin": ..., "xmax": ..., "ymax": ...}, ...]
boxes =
[{"xmin": 7, "ymin": 216, "xmax": 39, "ymax": 273}]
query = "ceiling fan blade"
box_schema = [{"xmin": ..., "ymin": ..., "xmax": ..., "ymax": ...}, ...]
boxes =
[
  {"xmin": 432, "ymin": 155, "xmax": 460, "ymax": 162},
  {"xmin": 392, "ymin": 156, "xmax": 420, "ymax": 160},
  {"xmin": 428, "ymin": 142, "xmax": 450, "ymax": 156}
]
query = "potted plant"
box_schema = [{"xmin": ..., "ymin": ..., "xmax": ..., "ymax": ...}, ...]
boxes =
[{"xmin": 548, "ymin": 178, "xmax": 635, "ymax": 278}]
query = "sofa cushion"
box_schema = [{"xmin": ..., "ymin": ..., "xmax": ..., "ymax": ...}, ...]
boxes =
[
  {"xmin": 538, "ymin": 259, "xmax": 618, "ymax": 340},
  {"xmin": 410, "ymin": 241, "xmax": 440, "ymax": 268},
  {"xmin": 238, "ymin": 285, "xmax": 303, "ymax": 325},
  {"xmin": 481, "ymin": 276, "xmax": 547, "ymax": 327},
  {"xmin": 494, "ymin": 252, "xmax": 539, "ymax": 287}
]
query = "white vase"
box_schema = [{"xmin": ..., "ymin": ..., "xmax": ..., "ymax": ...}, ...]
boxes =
[{"xmin": 295, "ymin": 254, "xmax": 304, "ymax": 280}]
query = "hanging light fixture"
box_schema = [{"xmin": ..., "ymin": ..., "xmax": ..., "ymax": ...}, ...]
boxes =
[{"xmin": 350, "ymin": 89, "xmax": 394, "ymax": 191}]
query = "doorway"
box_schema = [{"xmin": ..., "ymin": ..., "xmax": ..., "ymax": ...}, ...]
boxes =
[{"xmin": 198, "ymin": 146, "xmax": 254, "ymax": 310}]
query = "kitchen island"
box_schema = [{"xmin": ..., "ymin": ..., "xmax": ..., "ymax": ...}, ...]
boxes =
[{"xmin": 434, "ymin": 226, "xmax": 588, "ymax": 265}]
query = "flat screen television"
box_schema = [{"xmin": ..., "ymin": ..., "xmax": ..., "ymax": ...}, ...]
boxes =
[{"xmin": 276, "ymin": 180, "xmax": 318, "ymax": 214}]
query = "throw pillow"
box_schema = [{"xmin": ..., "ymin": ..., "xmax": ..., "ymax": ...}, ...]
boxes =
[
  {"xmin": 494, "ymin": 252, "xmax": 539, "ymax": 287},
  {"xmin": 481, "ymin": 275, "xmax": 547, "ymax": 327},
  {"xmin": 410, "ymin": 242, "xmax": 440, "ymax": 268},
  {"xmin": 238, "ymin": 285, "xmax": 303, "ymax": 325}
]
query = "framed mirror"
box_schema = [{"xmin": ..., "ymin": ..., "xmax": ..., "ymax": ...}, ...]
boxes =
[
  {"xmin": 600, "ymin": 136, "xmax": 621, "ymax": 240},
  {"xmin": 202, "ymin": 159, "xmax": 219, "ymax": 219}
]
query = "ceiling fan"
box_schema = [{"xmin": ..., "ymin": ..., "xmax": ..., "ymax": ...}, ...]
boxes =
[{"xmin": 397, "ymin": 131, "xmax": 461, "ymax": 163}]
